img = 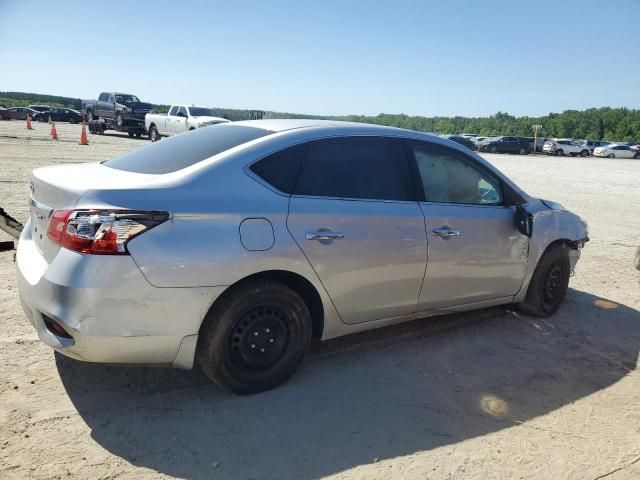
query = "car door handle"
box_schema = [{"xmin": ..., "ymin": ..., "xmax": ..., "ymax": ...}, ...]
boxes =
[
  {"xmin": 432, "ymin": 227, "xmax": 461, "ymax": 239},
  {"xmin": 305, "ymin": 231, "xmax": 345, "ymax": 241}
]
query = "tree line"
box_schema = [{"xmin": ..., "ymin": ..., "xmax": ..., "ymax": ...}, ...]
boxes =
[{"xmin": 2, "ymin": 91, "xmax": 638, "ymax": 142}]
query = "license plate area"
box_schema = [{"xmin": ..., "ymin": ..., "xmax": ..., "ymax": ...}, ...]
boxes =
[{"xmin": 30, "ymin": 198, "xmax": 53, "ymax": 244}]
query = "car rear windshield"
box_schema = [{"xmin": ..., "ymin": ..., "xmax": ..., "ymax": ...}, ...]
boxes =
[{"xmin": 103, "ymin": 124, "xmax": 273, "ymax": 174}]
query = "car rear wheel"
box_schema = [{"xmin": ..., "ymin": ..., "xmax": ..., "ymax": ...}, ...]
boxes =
[
  {"xmin": 554, "ymin": 149, "xmax": 564, "ymax": 156},
  {"xmin": 197, "ymin": 278, "xmax": 312, "ymax": 394},
  {"xmin": 149, "ymin": 125, "xmax": 159, "ymax": 142},
  {"xmin": 518, "ymin": 244, "xmax": 570, "ymax": 317}
]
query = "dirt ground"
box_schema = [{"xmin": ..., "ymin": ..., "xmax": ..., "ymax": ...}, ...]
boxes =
[{"xmin": 1, "ymin": 120, "xmax": 639, "ymax": 480}]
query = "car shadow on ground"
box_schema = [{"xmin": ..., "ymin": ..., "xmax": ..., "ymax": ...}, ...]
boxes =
[{"xmin": 56, "ymin": 289, "xmax": 639, "ymax": 479}]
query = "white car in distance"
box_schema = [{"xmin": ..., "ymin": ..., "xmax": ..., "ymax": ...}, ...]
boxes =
[
  {"xmin": 542, "ymin": 139, "xmax": 590, "ymax": 157},
  {"xmin": 146, "ymin": 105, "xmax": 230, "ymax": 141},
  {"xmin": 593, "ymin": 144, "xmax": 640, "ymax": 159}
]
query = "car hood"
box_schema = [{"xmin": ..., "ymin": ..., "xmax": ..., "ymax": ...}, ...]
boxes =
[{"xmin": 116, "ymin": 101, "xmax": 152, "ymax": 110}]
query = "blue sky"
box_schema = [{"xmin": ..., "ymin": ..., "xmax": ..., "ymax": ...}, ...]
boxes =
[{"xmin": 1, "ymin": 0, "xmax": 639, "ymax": 117}]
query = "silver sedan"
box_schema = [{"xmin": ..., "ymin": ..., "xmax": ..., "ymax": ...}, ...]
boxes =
[{"xmin": 16, "ymin": 120, "xmax": 589, "ymax": 394}]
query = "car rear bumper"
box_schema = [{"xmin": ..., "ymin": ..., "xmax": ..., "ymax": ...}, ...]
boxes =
[{"xmin": 16, "ymin": 223, "xmax": 225, "ymax": 369}]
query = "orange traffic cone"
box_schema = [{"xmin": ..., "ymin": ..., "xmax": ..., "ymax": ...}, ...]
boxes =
[
  {"xmin": 26, "ymin": 114, "xmax": 33, "ymax": 130},
  {"xmin": 79, "ymin": 122, "xmax": 88, "ymax": 145},
  {"xmin": 50, "ymin": 122, "xmax": 58, "ymax": 140}
]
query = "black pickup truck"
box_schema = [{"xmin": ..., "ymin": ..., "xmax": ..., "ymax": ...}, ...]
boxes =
[{"xmin": 81, "ymin": 92, "xmax": 152, "ymax": 137}]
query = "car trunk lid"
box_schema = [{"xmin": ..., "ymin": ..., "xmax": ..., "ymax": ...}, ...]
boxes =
[{"xmin": 29, "ymin": 163, "xmax": 156, "ymax": 263}]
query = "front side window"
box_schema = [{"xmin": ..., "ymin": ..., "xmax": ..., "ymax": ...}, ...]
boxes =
[
  {"xmin": 177, "ymin": 106, "xmax": 188, "ymax": 117},
  {"xmin": 410, "ymin": 141, "xmax": 503, "ymax": 205},
  {"xmin": 293, "ymin": 137, "xmax": 407, "ymax": 201},
  {"xmin": 168, "ymin": 106, "xmax": 178, "ymax": 116}
]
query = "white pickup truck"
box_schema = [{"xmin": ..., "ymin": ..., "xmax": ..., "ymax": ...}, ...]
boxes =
[{"xmin": 145, "ymin": 105, "xmax": 229, "ymax": 142}]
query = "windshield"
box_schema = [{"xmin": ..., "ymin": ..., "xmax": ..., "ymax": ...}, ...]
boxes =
[
  {"xmin": 114, "ymin": 95, "xmax": 140, "ymax": 104},
  {"xmin": 103, "ymin": 124, "xmax": 273, "ymax": 174},
  {"xmin": 189, "ymin": 107, "xmax": 219, "ymax": 117}
]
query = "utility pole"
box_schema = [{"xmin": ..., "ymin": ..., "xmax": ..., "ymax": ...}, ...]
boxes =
[{"xmin": 532, "ymin": 124, "xmax": 543, "ymax": 154}]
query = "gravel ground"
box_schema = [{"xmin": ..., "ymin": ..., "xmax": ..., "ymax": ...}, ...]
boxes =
[{"xmin": 1, "ymin": 120, "xmax": 639, "ymax": 480}]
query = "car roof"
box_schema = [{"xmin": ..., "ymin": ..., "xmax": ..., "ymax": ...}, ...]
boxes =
[{"xmin": 229, "ymin": 118, "xmax": 403, "ymax": 133}]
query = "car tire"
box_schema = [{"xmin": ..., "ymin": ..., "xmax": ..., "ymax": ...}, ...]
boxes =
[
  {"xmin": 518, "ymin": 244, "xmax": 570, "ymax": 318},
  {"xmin": 490, "ymin": 145, "xmax": 498, "ymax": 153},
  {"xmin": 197, "ymin": 278, "xmax": 312, "ymax": 394},
  {"xmin": 555, "ymin": 149, "xmax": 564, "ymax": 156},
  {"xmin": 149, "ymin": 125, "xmax": 159, "ymax": 142},
  {"xmin": 518, "ymin": 147, "xmax": 527, "ymax": 155},
  {"xmin": 608, "ymin": 153, "xmax": 615, "ymax": 158},
  {"xmin": 569, "ymin": 153, "xmax": 576, "ymax": 157},
  {"xmin": 127, "ymin": 131, "xmax": 134, "ymax": 137},
  {"xmin": 580, "ymin": 149, "xmax": 589, "ymax": 157},
  {"xmin": 634, "ymin": 153, "xmax": 639, "ymax": 159}
]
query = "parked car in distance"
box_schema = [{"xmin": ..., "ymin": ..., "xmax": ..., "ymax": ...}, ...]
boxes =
[
  {"xmin": 593, "ymin": 144, "xmax": 640, "ymax": 159},
  {"xmin": 8, "ymin": 107, "xmax": 39, "ymax": 120},
  {"xmin": 543, "ymin": 139, "xmax": 590, "ymax": 157},
  {"xmin": 33, "ymin": 108, "xmax": 82, "ymax": 124},
  {"xmin": 442, "ymin": 134, "xmax": 477, "ymax": 151},
  {"xmin": 82, "ymin": 92, "xmax": 152, "ymax": 136},
  {"xmin": 16, "ymin": 120, "xmax": 589, "ymax": 394},
  {"xmin": 0, "ymin": 107, "xmax": 13, "ymax": 120},
  {"xmin": 574, "ymin": 140, "xmax": 609, "ymax": 154},
  {"xmin": 27, "ymin": 105, "xmax": 52, "ymax": 113},
  {"xmin": 478, "ymin": 136, "xmax": 531, "ymax": 154},
  {"xmin": 145, "ymin": 105, "xmax": 230, "ymax": 142}
]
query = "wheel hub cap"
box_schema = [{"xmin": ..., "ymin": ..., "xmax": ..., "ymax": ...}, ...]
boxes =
[
  {"xmin": 230, "ymin": 307, "xmax": 288, "ymax": 369},
  {"xmin": 544, "ymin": 265, "xmax": 562, "ymax": 301}
]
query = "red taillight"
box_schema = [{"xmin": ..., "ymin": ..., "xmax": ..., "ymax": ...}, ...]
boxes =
[
  {"xmin": 47, "ymin": 209, "xmax": 169, "ymax": 255},
  {"xmin": 47, "ymin": 209, "xmax": 73, "ymax": 243}
]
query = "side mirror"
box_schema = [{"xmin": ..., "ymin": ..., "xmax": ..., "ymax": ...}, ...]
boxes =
[{"xmin": 514, "ymin": 205, "xmax": 533, "ymax": 237}]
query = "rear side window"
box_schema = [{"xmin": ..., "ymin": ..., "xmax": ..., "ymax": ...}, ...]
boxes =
[
  {"xmin": 249, "ymin": 144, "xmax": 306, "ymax": 194},
  {"xmin": 104, "ymin": 125, "xmax": 273, "ymax": 174},
  {"xmin": 294, "ymin": 137, "xmax": 407, "ymax": 201}
]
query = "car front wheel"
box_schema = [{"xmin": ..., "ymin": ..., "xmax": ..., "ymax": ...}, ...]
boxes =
[
  {"xmin": 490, "ymin": 145, "xmax": 498, "ymax": 153},
  {"xmin": 518, "ymin": 244, "xmax": 570, "ymax": 317},
  {"xmin": 197, "ymin": 278, "xmax": 312, "ymax": 394},
  {"xmin": 580, "ymin": 150, "xmax": 589, "ymax": 157}
]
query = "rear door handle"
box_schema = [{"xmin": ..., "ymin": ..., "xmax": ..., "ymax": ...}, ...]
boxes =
[
  {"xmin": 432, "ymin": 227, "xmax": 461, "ymax": 239},
  {"xmin": 305, "ymin": 231, "xmax": 345, "ymax": 241}
]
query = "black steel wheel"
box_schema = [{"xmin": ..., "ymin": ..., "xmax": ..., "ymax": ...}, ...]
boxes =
[
  {"xmin": 228, "ymin": 307, "xmax": 289, "ymax": 370},
  {"xmin": 197, "ymin": 278, "xmax": 312, "ymax": 394},
  {"xmin": 518, "ymin": 244, "xmax": 570, "ymax": 317}
]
